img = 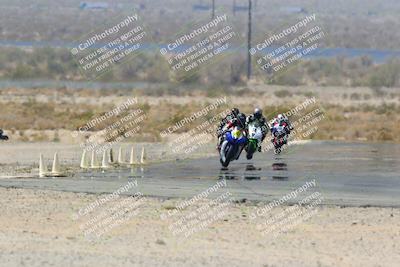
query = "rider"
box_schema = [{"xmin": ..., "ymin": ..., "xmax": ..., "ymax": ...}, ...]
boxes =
[
  {"xmin": 217, "ymin": 111, "xmax": 247, "ymax": 150},
  {"xmin": 216, "ymin": 108, "xmax": 240, "ymax": 149},
  {"xmin": 270, "ymin": 114, "xmax": 293, "ymax": 137},
  {"xmin": 217, "ymin": 108, "xmax": 240, "ymax": 135},
  {"xmin": 246, "ymin": 108, "xmax": 269, "ymax": 152}
]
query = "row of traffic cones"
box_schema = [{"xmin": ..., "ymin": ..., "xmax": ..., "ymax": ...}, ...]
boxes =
[
  {"xmin": 80, "ymin": 146, "xmax": 147, "ymax": 169},
  {"xmin": 39, "ymin": 152, "xmax": 66, "ymax": 177},
  {"xmin": 38, "ymin": 146, "xmax": 148, "ymax": 177}
]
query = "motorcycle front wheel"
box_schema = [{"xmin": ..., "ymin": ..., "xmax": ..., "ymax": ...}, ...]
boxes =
[
  {"xmin": 246, "ymin": 140, "xmax": 257, "ymax": 160},
  {"xmin": 220, "ymin": 144, "xmax": 236, "ymax": 167}
]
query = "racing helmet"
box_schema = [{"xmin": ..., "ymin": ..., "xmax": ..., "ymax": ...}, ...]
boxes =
[
  {"xmin": 231, "ymin": 108, "xmax": 240, "ymax": 117},
  {"xmin": 236, "ymin": 113, "xmax": 246, "ymax": 129},
  {"xmin": 254, "ymin": 108, "xmax": 263, "ymax": 119}
]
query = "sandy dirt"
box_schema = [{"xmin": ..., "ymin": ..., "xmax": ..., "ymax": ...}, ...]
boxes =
[{"xmin": 0, "ymin": 187, "xmax": 399, "ymax": 267}]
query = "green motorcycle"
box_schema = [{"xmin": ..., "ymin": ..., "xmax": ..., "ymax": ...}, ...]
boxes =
[{"xmin": 246, "ymin": 122, "xmax": 263, "ymax": 160}]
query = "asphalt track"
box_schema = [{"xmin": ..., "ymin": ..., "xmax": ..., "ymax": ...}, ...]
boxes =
[{"xmin": 0, "ymin": 141, "xmax": 399, "ymax": 207}]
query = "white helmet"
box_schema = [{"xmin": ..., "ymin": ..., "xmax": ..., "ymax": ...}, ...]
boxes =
[{"xmin": 277, "ymin": 114, "xmax": 283, "ymax": 120}]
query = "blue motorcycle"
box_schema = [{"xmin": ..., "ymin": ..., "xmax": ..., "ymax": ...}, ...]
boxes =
[{"xmin": 219, "ymin": 126, "xmax": 247, "ymax": 167}]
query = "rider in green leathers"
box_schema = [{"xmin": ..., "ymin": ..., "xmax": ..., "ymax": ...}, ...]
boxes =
[{"xmin": 246, "ymin": 108, "xmax": 269, "ymax": 152}]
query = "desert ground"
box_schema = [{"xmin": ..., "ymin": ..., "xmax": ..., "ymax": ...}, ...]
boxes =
[{"xmin": 0, "ymin": 187, "xmax": 399, "ymax": 267}]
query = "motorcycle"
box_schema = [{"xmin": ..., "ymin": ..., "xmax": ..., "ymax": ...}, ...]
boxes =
[
  {"xmin": 246, "ymin": 122, "xmax": 263, "ymax": 160},
  {"xmin": 271, "ymin": 124, "xmax": 290, "ymax": 154},
  {"xmin": 0, "ymin": 129, "xmax": 8, "ymax": 141},
  {"xmin": 219, "ymin": 126, "xmax": 247, "ymax": 167}
]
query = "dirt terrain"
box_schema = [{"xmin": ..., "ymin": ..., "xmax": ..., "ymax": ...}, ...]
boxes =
[{"xmin": 0, "ymin": 188, "xmax": 399, "ymax": 267}]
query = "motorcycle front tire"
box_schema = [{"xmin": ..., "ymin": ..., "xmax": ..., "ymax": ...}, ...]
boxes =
[{"xmin": 220, "ymin": 144, "xmax": 236, "ymax": 167}]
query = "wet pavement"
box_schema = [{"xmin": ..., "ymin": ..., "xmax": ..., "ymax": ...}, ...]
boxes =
[{"xmin": 0, "ymin": 141, "xmax": 399, "ymax": 207}]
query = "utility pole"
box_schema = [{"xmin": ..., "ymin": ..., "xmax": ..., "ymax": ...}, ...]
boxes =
[
  {"xmin": 247, "ymin": 0, "xmax": 252, "ymax": 80},
  {"xmin": 211, "ymin": 0, "xmax": 215, "ymax": 19}
]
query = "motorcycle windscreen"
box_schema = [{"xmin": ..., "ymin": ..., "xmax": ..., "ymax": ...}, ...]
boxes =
[{"xmin": 226, "ymin": 131, "xmax": 247, "ymax": 144}]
